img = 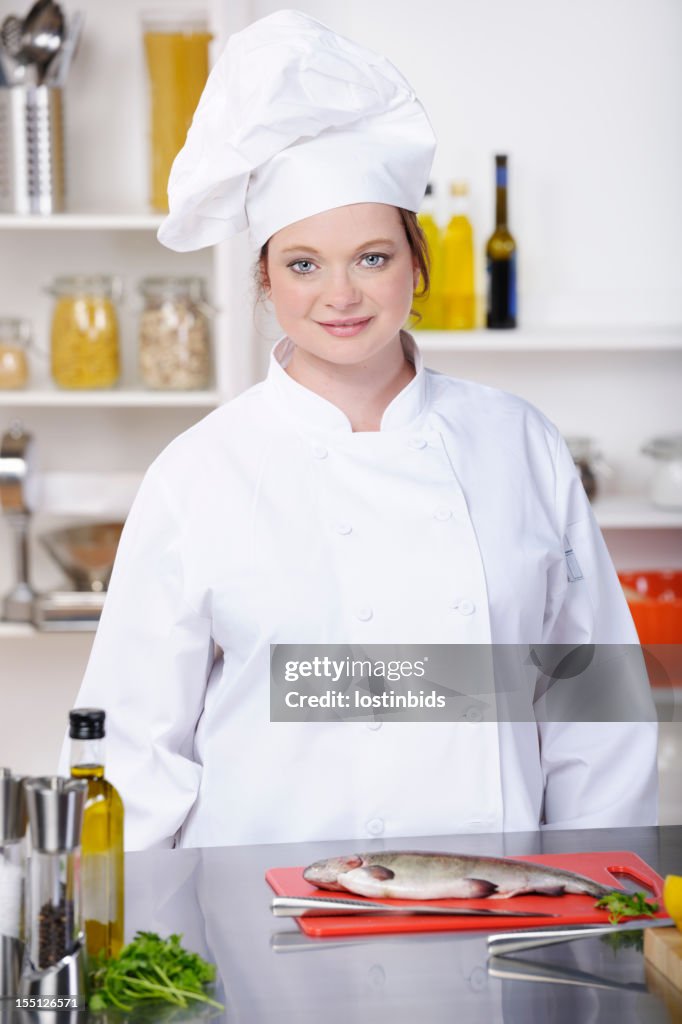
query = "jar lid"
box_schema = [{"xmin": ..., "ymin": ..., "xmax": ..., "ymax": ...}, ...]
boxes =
[
  {"xmin": 50, "ymin": 275, "xmax": 117, "ymax": 297},
  {"xmin": 565, "ymin": 436, "xmax": 596, "ymax": 459},
  {"xmin": 642, "ymin": 435, "xmax": 682, "ymax": 460},
  {"xmin": 141, "ymin": 11, "xmax": 209, "ymax": 33},
  {"xmin": 138, "ymin": 276, "xmax": 207, "ymax": 301},
  {"xmin": 0, "ymin": 319, "xmax": 31, "ymax": 346}
]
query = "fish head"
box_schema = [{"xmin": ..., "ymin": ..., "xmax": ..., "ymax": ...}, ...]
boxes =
[{"xmin": 303, "ymin": 854, "xmax": 364, "ymax": 890}]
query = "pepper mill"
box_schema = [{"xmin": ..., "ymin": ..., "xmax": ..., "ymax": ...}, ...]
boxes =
[
  {"xmin": 19, "ymin": 777, "xmax": 88, "ymax": 1005},
  {"xmin": 0, "ymin": 768, "xmax": 27, "ymax": 998}
]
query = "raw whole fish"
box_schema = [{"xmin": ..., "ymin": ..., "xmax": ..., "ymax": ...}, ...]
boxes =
[{"xmin": 303, "ymin": 851, "xmax": 614, "ymax": 900}]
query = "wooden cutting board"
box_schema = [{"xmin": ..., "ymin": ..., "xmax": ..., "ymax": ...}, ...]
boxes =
[
  {"xmin": 266, "ymin": 850, "xmax": 666, "ymax": 938},
  {"xmin": 645, "ymin": 926, "xmax": 682, "ymax": 991}
]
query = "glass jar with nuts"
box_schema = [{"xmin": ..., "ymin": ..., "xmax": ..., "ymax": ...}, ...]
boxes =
[{"xmin": 138, "ymin": 277, "xmax": 213, "ymax": 390}]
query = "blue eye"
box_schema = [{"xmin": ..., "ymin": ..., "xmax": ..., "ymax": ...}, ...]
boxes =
[
  {"xmin": 361, "ymin": 253, "xmax": 387, "ymax": 268},
  {"xmin": 289, "ymin": 260, "xmax": 316, "ymax": 274}
]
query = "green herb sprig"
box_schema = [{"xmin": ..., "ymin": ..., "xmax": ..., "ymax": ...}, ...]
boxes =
[
  {"xmin": 594, "ymin": 890, "xmax": 659, "ymax": 925},
  {"xmin": 88, "ymin": 931, "xmax": 224, "ymax": 1013}
]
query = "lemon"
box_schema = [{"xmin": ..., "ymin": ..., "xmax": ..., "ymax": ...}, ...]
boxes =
[{"xmin": 663, "ymin": 874, "xmax": 682, "ymax": 931}]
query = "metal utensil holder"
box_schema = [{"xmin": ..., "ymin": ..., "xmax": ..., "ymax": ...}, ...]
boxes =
[{"xmin": 0, "ymin": 85, "xmax": 65, "ymax": 214}]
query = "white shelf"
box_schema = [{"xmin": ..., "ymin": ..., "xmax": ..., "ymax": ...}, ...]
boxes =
[
  {"xmin": 594, "ymin": 496, "xmax": 682, "ymax": 529},
  {"xmin": 0, "ymin": 622, "xmax": 36, "ymax": 638},
  {"xmin": 0, "ymin": 212, "xmax": 164, "ymax": 231},
  {"xmin": 413, "ymin": 326, "xmax": 682, "ymax": 351},
  {"xmin": 0, "ymin": 389, "xmax": 221, "ymax": 408}
]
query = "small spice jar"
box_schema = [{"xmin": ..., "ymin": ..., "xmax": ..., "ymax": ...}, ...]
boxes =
[
  {"xmin": 138, "ymin": 276, "xmax": 212, "ymax": 390},
  {"xmin": 642, "ymin": 435, "xmax": 682, "ymax": 510},
  {"xmin": 565, "ymin": 436, "xmax": 604, "ymax": 502},
  {"xmin": 48, "ymin": 275, "xmax": 121, "ymax": 389},
  {"xmin": 0, "ymin": 319, "xmax": 31, "ymax": 390}
]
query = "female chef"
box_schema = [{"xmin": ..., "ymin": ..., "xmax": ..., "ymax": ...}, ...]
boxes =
[{"xmin": 63, "ymin": 11, "xmax": 657, "ymax": 850}]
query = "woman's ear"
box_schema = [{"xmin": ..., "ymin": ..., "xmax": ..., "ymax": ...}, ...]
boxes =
[
  {"xmin": 260, "ymin": 257, "xmax": 271, "ymax": 297},
  {"xmin": 413, "ymin": 260, "xmax": 421, "ymax": 290}
]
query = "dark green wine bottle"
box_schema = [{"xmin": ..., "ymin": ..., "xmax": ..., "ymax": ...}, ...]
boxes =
[{"xmin": 486, "ymin": 155, "xmax": 517, "ymax": 329}]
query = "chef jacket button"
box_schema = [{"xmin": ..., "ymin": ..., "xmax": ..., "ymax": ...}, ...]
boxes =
[
  {"xmin": 468, "ymin": 966, "xmax": 487, "ymax": 993},
  {"xmin": 433, "ymin": 506, "xmax": 452, "ymax": 521},
  {"xmin": 336, "ymin": 522, "xmax": 353, "ymax": 535},
  {"xmin": 366, "ymin": 720, "xmax": 382, "ymax": 731},
  {"xmin": 366, "ymin": 817, "xmax": 384, "ymax": 836},
  {"xmin": 356, "ymin": 606, "xmax": 373, "ymax": 621},
  {"xmin": 312, "ymin": 444, "xmax": 328, "ymax": 459},
  {"xmin": 368, "ymin": 964, "xmax": 386, "ymax": 989},
  {"xmin": 408, "ymin": 436, "xmax": 427, "ymax": 450},
  {"xmin": 455, "ymin": 599, "xmax": 475, "ymax": 616}
]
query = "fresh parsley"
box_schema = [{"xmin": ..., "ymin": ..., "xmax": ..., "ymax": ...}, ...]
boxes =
[
  {"xmin": 594, "ymin": 890, "xmax": 659, "ymax": 925},
  {"xmin": 88, "ymin": 931, "xmax": 224, "ymax": 1012}
]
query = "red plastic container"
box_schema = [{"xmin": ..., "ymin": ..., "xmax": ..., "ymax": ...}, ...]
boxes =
[{"xmin": 619, "ymin": 571, "xmax": 682, "ymax": 644}]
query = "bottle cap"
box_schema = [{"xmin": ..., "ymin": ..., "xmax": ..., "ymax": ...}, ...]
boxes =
[{"xmin": 69, "ymin": 708, "xmax": 106, "ymax": 740}]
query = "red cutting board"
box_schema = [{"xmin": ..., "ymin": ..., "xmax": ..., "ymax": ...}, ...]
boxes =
[{"xmin": 266, "ymin": 851, "xmax": 666, "ymax": 937}]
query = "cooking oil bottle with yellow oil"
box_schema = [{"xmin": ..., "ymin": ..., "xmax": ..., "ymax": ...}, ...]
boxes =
[
  {"xmin": 412, "ymin": 183, "xmax": 443, "ymax": 329},
  {"xmin": 69, "ymin": 708, "xmax": 124, "ymax": 959},
  {"xmin": 442, "ymin": 181, "xmax": 476, "ymax": 329}
]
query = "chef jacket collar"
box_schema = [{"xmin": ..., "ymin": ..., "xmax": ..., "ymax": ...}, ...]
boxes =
[{"xmin": 264, "ymin": 330, "xmax": 428, "ymax": 433}]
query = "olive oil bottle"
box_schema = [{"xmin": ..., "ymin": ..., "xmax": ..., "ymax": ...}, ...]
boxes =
[
  {"xmin": 442, "ymin": 181, "xmax": 476, "ymax": 329},
  {"xmin": 412, "ymin": 183, "xmax": 443, "ymax": 329},
  {"xmin": 486, "ymin": 154, "xmax": 517, "ymax": 328},
  {"xmin": 69, "ymin": 708, "xmax": 124, "ymax": 959}
]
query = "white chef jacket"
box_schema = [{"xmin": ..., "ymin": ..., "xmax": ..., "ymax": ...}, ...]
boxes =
[{"xmin": 62, "ymin": 333, "xmax": 658, "ymax": 849}]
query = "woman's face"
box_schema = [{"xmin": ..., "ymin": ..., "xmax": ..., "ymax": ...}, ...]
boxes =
[{"xmin": 263, "ymin": 203, "xmax": 419, "ymax": 367}]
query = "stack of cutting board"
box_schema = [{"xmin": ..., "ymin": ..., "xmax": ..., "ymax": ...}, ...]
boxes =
[{"xmin": 645, "ymin": 927, "xmax": 682, "ymax": 1019}]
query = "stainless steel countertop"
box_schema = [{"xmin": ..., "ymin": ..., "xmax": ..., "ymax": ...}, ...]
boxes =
[{"xmin": 122, "ymin": 826, "xmax": 682, "ymax": 1024}]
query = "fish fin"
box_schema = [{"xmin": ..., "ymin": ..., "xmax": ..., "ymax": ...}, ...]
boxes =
[
  {"xmin": 465, "ymin": 878, "xmax": 498, "ymax": 898},
  {"xmin": 365, "ymin": 865, "xmax": 395, "ymax": 881},
  {"xmin": 533, "ymin": 886, "xmax": 566, "ymax": 897}
]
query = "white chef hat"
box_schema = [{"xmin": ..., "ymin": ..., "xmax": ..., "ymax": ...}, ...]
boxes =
[{"xmin": 157, "ymin": 9, "xmax": 436, "ymax": 252}]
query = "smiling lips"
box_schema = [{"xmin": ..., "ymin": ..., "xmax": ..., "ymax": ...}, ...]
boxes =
[{"xmin": 316, "ymin": 316, "xmax": 374, "ymax": 337}]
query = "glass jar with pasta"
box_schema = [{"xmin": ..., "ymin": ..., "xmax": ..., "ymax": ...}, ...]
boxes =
[
  {"xmin": 138, "ymin": 276, "xmax": 212, "ymax": 390},
  {"xmin": 49, "ymin": 275, "xmax": 121, "ymax": 389},
  {"xmin": 142, "ymin": 14, "xmax": 212, "ymax": 213}
]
